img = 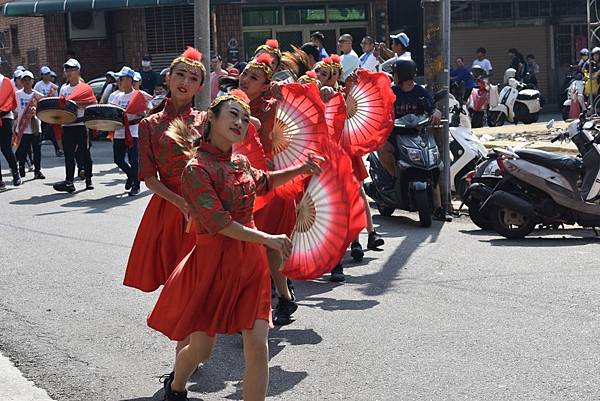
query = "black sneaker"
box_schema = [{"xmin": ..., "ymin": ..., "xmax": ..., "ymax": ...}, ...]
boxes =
[
  {"xmin": 128, "ymin": 186, "xmax": 140, "ymax": 196},
  {"xmin": 287, "ymin": 278, "xmax": 295, "ymax": 300},
  {"xmin": 164, "ymin": 374, "xmax": 188, "ymax": 401},
  {"xmin": 273, "ymin": 296, "xmax": 298, "ymax": 326},
  {"xmin": 18, "ymin": 165, "xmax": 26, "ymax": 178},
  {"xmin": 85, "ymin": 178, "xmax": 94, "ymax": 190},
  {"xmin": 53, "ymin": 181, "xmax": 75, "ymax": 193},
  {"xmin": 433, "ymin": 207, "xmax": 453, "ymax": 222},
  {"xmin": 125, "ymin": 177, "xmax": 133, "ymax": 190},
  {"xmin": 159, "ymin": 371, "xmax": 174, "ymax": 392},
  {"xmin": 0, "ymin": 180, "xmax": 5, "ymax": 191},
  {"xmin": 329, "ymin": 263, "xmax": 345, "ymax": 282},
  {"xmin": 78, "ymin": 169, "xmax": 85, "ymax": 180},
  {"xmin": 34, "ymin": 171, "xmax": 45, "ymax": 180},
  {"xmin": 12, "ymin": 171, "xmax": 21, "ymax": 186},
  {"xmin": 350, "ymin": 241, "xmax": 364, "ymax": 261},
  {"xmin": 367, "ymin": 231, "xmax": 384, "ymax": 250}
]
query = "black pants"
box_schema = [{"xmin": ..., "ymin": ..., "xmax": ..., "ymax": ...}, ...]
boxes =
[
  {"xmin": 41, "ymin": 122, "xmax": 60, "ymax": 152},
  {"xmin": 113, "ymin": 138, "xmax": 139, "ymax": 189},
  {"xmin": 62, "ymin": 125, "xmax": 92, "ymax": 182},
  {"xmin": 16, "ymin": 134, "xmax": 41, "ymax": 172},
  {"xmin": 0, "ymin": 118, "xmax": 17, "ymax": 174}
]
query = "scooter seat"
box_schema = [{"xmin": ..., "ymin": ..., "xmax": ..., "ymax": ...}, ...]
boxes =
[
  {"xmin": 517, "ymin": 89, "xmax": 540, "ymax": 101},
  {"xmin": 515, "ymin": 149, "xmax": 583, "ymax": 172}
]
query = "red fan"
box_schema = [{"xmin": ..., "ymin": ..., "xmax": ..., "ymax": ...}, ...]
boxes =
[
  {"xmin": 341, "ymin": 69, "xmax": 395, "ymax": 156},
  {"xmin": 282, "ymin": 142, "xmax": 366, "ymax": 280},
  {"xmin": 272, "ymin": 82, "xmax": 327, "ymax": 170},
  {"xmin": 232, "ymin": 123, "xmax": 273, "ymax": 212},
  {"xmin": 324, "ymin": 91, "xmax": 346, "ymax": 143}
]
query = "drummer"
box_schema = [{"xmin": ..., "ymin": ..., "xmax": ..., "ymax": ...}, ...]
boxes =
[
  {"xmin": 53, "ymin": 58, "xmax": 94, "ymax": 193},
  {"xmin": 108, "ymin": 66, "xmax": 150, "ymax": 196},
  {"xmin": 14, "ymin": 70, "xmax": 44, "ymax": 179},
  {"xmin": 34, "ymin": 66, "xmax": 62, "ymax": 157}
]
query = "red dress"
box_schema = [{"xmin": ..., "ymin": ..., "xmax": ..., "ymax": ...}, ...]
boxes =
[
  {"xmin": 250, "ymin": 96, "xmax": 297, "ymax": 236},
  {"xmin": 123, "ymin": 100, "xmax": 205, "ymax": 292},
  {"xmin": 147, "ymin": 142, "xmax": 272, "ymax": 340}
]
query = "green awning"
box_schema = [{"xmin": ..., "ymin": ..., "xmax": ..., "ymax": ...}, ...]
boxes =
[{"xmin": 3, "ymin": 0, "xmax": 193, "ymax": 16}]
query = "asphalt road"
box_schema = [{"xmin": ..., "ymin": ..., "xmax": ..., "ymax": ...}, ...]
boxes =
[{"xmin": 0, "ymin": 141, "xmax": 599, "ymax": 401}]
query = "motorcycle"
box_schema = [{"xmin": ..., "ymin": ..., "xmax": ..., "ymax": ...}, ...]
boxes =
[
  {"xmin": 482, "ymin": 116, "xmax": 600, "ymax": 239},
  {"xmin": 466, "ymin": 66, "xmax": 489, "ymax": 128},
  {"xmin": 562, "ymin": 65, "xmax": 585, "ymax": 121},
  {"xmin": 488, "ymin": 68, "xmax": 542, "ymax": 127},
  {"xmin": 449, "ymin": 93, "xmax": 488, "ymax": 199},
  {"xmin": 364, "ymin": 113, "xmax": 440, "ymax": 227}
]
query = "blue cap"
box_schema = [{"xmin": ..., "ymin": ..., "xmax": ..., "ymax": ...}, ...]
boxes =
[
  {"xmin": 117, "ymin": 66, "xmax": 135, "ymax": 79},
  {"xmin": 40, "ymin": 66, "xmax": 51, "ymax": 74},
  {"xmin": 390, "ymin": 32, "xmax": 410, "ymax": 48},
  {"xmin": 133, "ymin": 71, "xmax": 141, "ymax": 82},
  {"xmin": 63, "ymin": 58, "xmax": 81, "ymax": 70}
]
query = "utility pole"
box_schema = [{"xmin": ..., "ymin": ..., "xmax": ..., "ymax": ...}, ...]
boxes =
[
  {"xmin": 195, "ymin": 0, "xmax": 211, "ymax": 110},
  {"xmin": 423, "ymin": 0, "xmax": 451, "ymax": 210}
]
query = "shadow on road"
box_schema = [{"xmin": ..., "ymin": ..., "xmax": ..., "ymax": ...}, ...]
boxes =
[{"xmin": 484, "ymin": 236, "xmax": 599, "ymax": 247}]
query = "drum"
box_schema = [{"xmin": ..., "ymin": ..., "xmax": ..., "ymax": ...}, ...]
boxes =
[
  {"xmin": 36, "ymin": 97, "xmax": 78, "ymax": 125},
  {"xmin": 84, "ymin": 104, "xmax": 125, "ymax": 131}
]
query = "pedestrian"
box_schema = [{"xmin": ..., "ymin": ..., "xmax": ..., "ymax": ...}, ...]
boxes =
[
  {"xmin": 379, "ymin": 32, "xmax": 412, "ymax": 73},
  {"xmin": 34, "ymin": 66, "xmax": 62, "ymax": 156},
  {"xmin": 314, "ymin": 56, "xmax": 384, "ymax": 282},
  {"xmin": 100, "ymin": 71, "xmax": 118, "ymax": 104},
  {"xmin": 239, "ymin": 53, "xmax": 299, "ymax": 325},
  {"xmin": 450, "ymin": 57, "xmax": 476, "ymax": 101},
  {"xmin": 525, "ymin": 54, "xmax": 540, "ymax": 87},
  {"xmin": 53, "ymin": 58, "xmax": 95, "ymax": 193},
  {"xmin": 13, "ymin": 70, "xmax": 44, "ymax": 180},
  {"xmin": 108, "ymin": 66, "xmax": 149, "ymax": 196},
  {"xmin": 338, "ymin": 34, "xmax": 359, "ymax": 81},
  {"xmin": 210, "ymin": 54, "xmax": 228, "ymax": 101},
  {"xmin": 12, "ymin": 69, "xmax": 23, "ymax": 90},
  {"xmin": 147, "ymin": 87, "xmax": 322, "ymax": 401},
  {"xmin": 358, "ymin": 35, "xmax": 380, "ymax": 71},
  {"xmin": 299, "ymin": 43, "xmax": 320, "ymax": 67},
  {"xmin": 508, "ymin": 48, "xmax": 527, "ymax": 80},
  {"xmin": 0, "ymin": 71, "xmax": 21, "ymax": 188},
  {"xmin": 473, "ymin": 47, "xmax": 493, "ymax": 77},
  {"xmin": 133, "ymin": 72, "xmax": 142, "ymax": 91},
  {"xmin": 310, "ymin": 31, "xmax": 329, "ymax": 60},
  {"xmin": 141, "ymin": 55, "xmax": 161, "ymax": 94}
]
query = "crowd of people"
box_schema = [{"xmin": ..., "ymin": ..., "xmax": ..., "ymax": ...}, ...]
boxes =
[{"xmin": 0, "ymin": 30, "xmax": 451, "ymax": 401}]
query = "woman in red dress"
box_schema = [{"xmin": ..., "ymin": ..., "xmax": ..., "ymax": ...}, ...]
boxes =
[
  {"xmin": 123, "ymin": 48, "xmax": 206, "ymax": 351},
  {"xmin": 314, "ymin": 56, "xmax": 384, "ymax": 282},
  {"xmin": 148, "ymin": 90, "xmax": 321, "ymax": 401},
  {"xmin": 239, "ymin": 53, "xmax": 299, "ymax": 326}
]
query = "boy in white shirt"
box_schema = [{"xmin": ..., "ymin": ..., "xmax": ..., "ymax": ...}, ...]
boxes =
[
  {"xmin": 34, "ymin": 66, "xmax": 62, "ymax": 156},
  {"xmin": 14, "ymin": 70, "xmax": 45, "ymax": 179},
  {"xmin": 472, "ymin": 47, "xmax": 493, "ymax": 77},
  {"xmin": 108, "ymin": 66, "xmax": 148, "ymax": 196}
]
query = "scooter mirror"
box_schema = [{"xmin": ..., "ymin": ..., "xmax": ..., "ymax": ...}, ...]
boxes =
[
  {"xmin": 583, "ymin": 120, "xmax": 595, "ymax": 130},
  {"xmin": 546, "ymin": 119, "xmax": 555, "ymax": 130}
]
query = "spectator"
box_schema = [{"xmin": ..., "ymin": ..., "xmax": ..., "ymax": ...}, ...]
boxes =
[
  {"xmin": 140, "ymin": 55, "xmax": 160, "ymax": 94},
  {"xmin": 310, "ymin": 31, "xmax": 328, "ymax": 60},
  {"xmin": 210, "ymin": 54, "xmax": 229, "ymax": 101},
  {"xmin": 450, "ymin": 57, "xmax": 476, "ymax": 101},
  {"xmin": 508, "ymin": 48, "xmax": 527, "ymax": 80},
  {"xmin": 100, "ymin": 71, "xmax": 118, "ymax": 104},
  {"xmin": 300, "ymin": 43, "xmax": 320, "ymax": 66},
  {"xmin": 358, "ymin": 36, "xmax": 379, "ymax": 72},
  {"xmin": 380, "ymin": 32, "xmax": 412, "ymax": 73},
  {"xmin": 133, "ymin": 72, "xmax": 142, "ymax": 91},
  {"xmin": 526, "ymin": 54, "xmax": 540, "ymax": 86},
  {"xmin": 34, "ymin": 66, "xmax": 58, "ymax": 96},
  {"xmin": 472, "ymin": 47, "xmax": 493, "ymax": 77},
  {"xmin": 338, "ymin": 34, "xmax": 359, "ymax": 81}
]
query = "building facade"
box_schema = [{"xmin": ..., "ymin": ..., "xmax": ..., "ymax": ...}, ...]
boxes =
[{"xmin": 0, "ymin": 0, "xmax": 389, "ymax": 81}]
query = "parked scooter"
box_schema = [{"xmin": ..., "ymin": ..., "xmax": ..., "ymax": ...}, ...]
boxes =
[
  {"xmin": 562, "ymin": 65, "xmax": 585, "ymax": 121},
  {"xmin": 365, "ymin": 113, "xmax": 440, "ymax": 227},
  {"xmin": 482, "ymin": 116, "xmax": 600, "ymax": 238},
  {"xmin": 466, "ymin": 65, "xmax": 489, "ymax": 128},
  {"xmin": 488, "ymin": 68, "xmax": 542, "ymax": 127},
  {"xmin": 461, "ymin": 154, "xmax": 502, "ymax": 230},
  {"xmin": 449, "ymin": 93, "xmax": 488, "ymax": 199}
]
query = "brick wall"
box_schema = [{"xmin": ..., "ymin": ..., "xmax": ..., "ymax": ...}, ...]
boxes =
[
  {"xmin": 214, "ymin": 4, "xmax": 242, "ymax": 63},
  {"xmin": 109, "ymin": 9, "xmax": 147, "ymax": 70},
  {"xmin": 43, "ymin": 15, "xmax": 67, "ymax": 74}
]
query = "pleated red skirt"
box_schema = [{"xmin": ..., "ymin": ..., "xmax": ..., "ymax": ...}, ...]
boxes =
[
  {"xmin": 254, "ymin": 194, "xmax": 296, "ymax": 236},
  {"xmin": 147, "ymin": 234, "xmax": 271, "ymax": 340},
  {"xmin": 351, "ymin": 154, "xmax": 369, "ymax": 181},
  {"xmin": 123, "ymin": 176, "xmax": 196, "ymax": 292}
]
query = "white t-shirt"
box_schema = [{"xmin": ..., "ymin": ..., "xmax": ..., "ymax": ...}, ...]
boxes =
[
  {"xmin": 341, "ymin": 50, "xmax": 360, "ymax": 81},
  {"xmin": 59, "ymin": 83, "xmax": 85, "ymax": 127},
  {"xmin": 380, "ymin": 51, "xmax": 413, "ymax": 73},
  {"xmin": 472, "ymin": 58, "xmax": 493, "ymax": 74},
  {"xmin": 108, "ymin": 90, "xmax": 149, "ymax": 139},
  {"xmin": 33, "ymin": 80, "xmax": 58, "ymax": 97},
  {"xmin": 1, "ymin": 74, "xmax": 14, "ymax": 119},
  {"xmin": 15, "ymin": 89, "xmax": 42, "ymax": 134},
  {"xmin": 359, "ymin": 51, "xmax": 380, "ymax": 72},
  {"xmin": 101, "ymin": 83, "xmax": 117, "ymax": 104}
]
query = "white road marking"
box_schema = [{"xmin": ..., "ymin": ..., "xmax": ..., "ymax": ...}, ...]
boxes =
[{"xmin": 0, "ymin": 352, "xmax": 55, "ymax": 401}]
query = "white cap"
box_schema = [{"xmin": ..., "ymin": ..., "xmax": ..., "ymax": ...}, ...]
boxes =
[
  {"xmin": 13, "ymin": 70, "xmax": 23, "ymax": 79},
  {"xmin": 20, "ymin": 70, "xmax": 34, "ymax": 79},
  {"xmin": 16, "ymin": 65, "xmax": 25, "ymax": 71},
  {"xmin": 133, "ymin": 72, "xmax": 141, "ymax": 82},
  {"xmin": 40, "ymin": 66, "xmax": 51, "ymax": 74},
  {"xmin": 63, "ymin": 58, "xmax": 81, "ymax": 70},
  {"xmin": 116, "ymin": 66, "xmax": 135, "ymax": 79}
]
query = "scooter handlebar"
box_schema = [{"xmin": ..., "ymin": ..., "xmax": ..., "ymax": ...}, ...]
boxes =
[{"xmin": 550, "ymin": 133, "xmax": 564, "ymax": 143}]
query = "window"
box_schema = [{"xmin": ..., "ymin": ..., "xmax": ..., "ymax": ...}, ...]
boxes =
[
  {"xmin": 114, "ymin": 32, "xmax": 125, "ymax": 64},
  {"xmin": 518, "ymin": 1, "xmax": 551, "ymax": 18},
  {"xmin": 452, "ymin": 3, "xmax": 474, "ymax": 22},
  {"xmin": 284, "ymin": 6, "xmax": 326, "ymax": 25},
  {"xmin": 10, "ymin": 25, "xmax": 18, "ymax": 52},
  {"xmin": 145, "ymin": 6, "xmax": 194, "ymax": 54},
  {"xmin": 243, "ymin": 30, "xmax": 272, "ymax": 60},
  {"xmin": 557, "ymin": 24, "xmax": 587, "ymax": 65},
  {"xmin": 26, "ymin": 48, "xmax": 38, "ymax": 73},
  {"xmin": 328, "ymin": 5, "xmax": 368, "ymax": 22},
  {"xmin": 242, "ymin": 8, "xmax": 281, "ymax": 26},
  {"xmin": 0, "ymin": 30, "xmax": 9, "ymax": 49},
  {"xmin": 554, "ymin": 0, "xmax": 587, "ymax": 17},
  {"xmin": 479, "ymin": 2, "xmax": 513, "ymax": 20}
]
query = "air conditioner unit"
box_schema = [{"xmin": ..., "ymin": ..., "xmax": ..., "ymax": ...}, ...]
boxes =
[{"xmin": 68, "ymin": 11, "xmax": 107, "ymax": 40}]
